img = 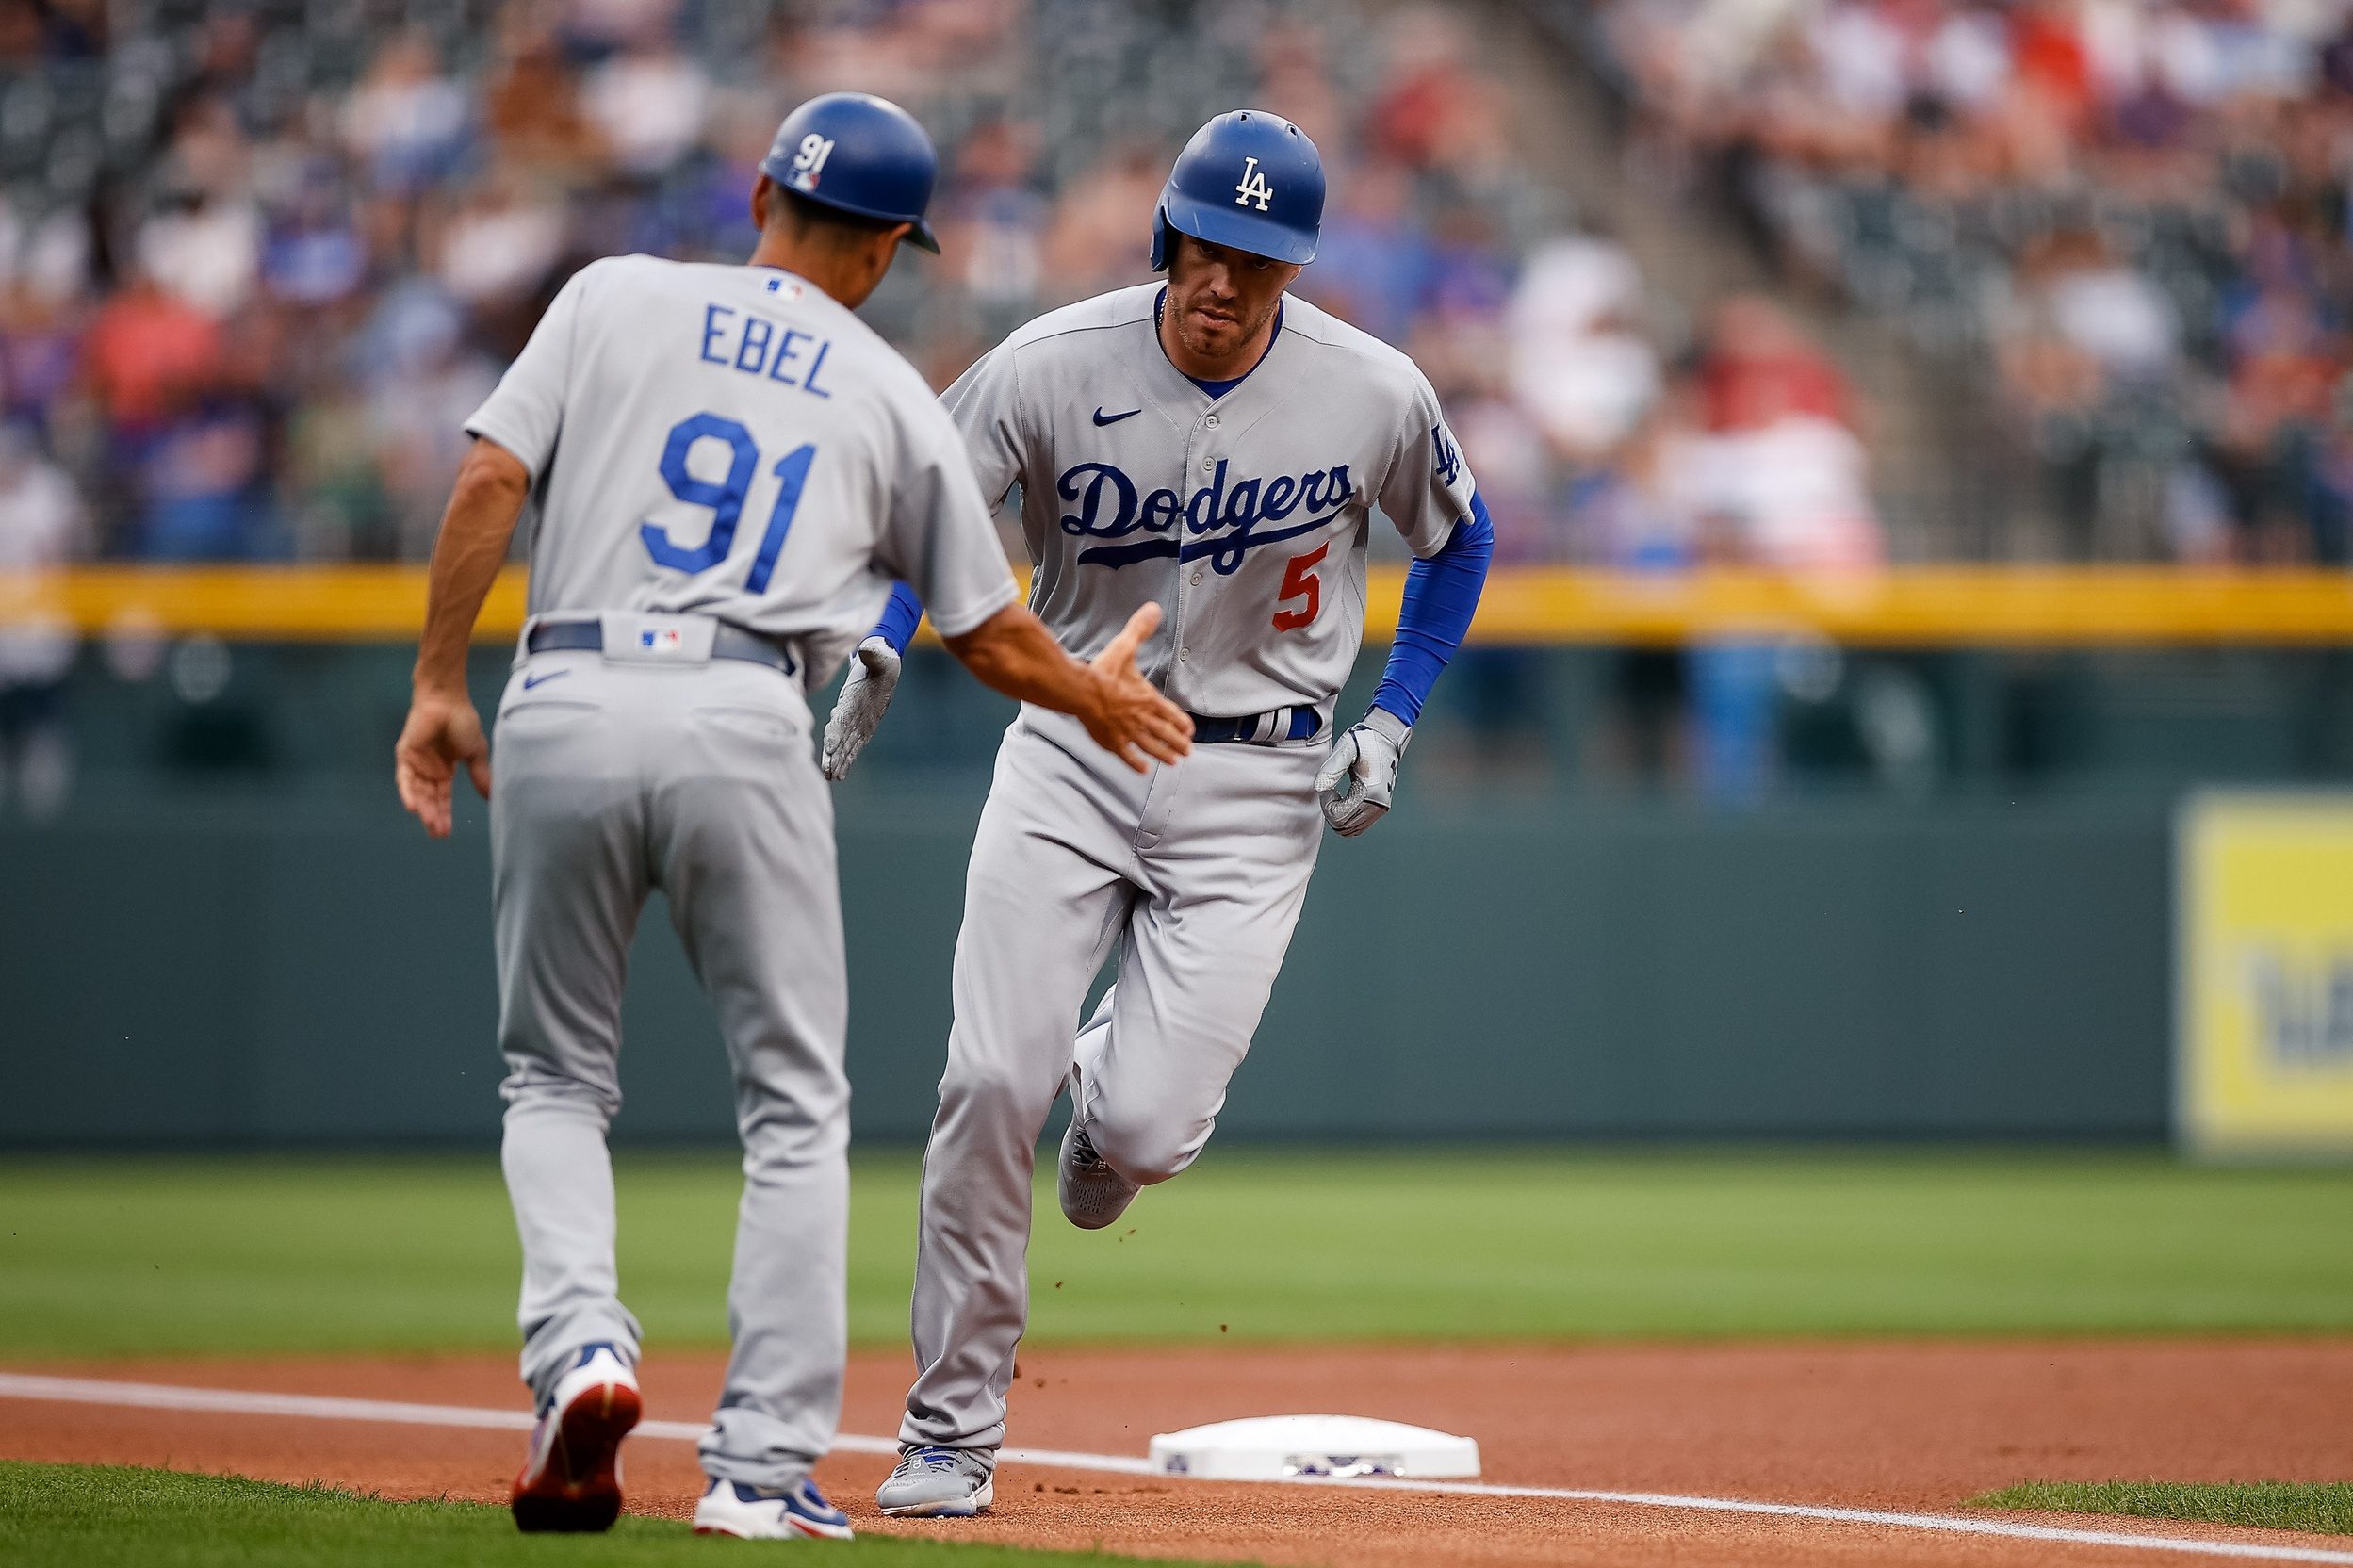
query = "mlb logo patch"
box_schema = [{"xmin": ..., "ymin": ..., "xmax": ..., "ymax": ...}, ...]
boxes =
[{"xmin": 639, "ymin": 627, "xmax": 684, "ymax": 654}]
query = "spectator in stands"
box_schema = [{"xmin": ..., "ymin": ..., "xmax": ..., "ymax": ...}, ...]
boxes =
[
  {"xmin": 84, "ymin": 268, "xmax": 222, "ymax": 438},
  {"xmin": 936, "ymin": 117, "xmax": 1048, "ymax": 328},
  {"xmin": 1038, "ymin": 142, "xmax": 1162, "ymax": 303},
  {"xmin": 1301, "ymin": 158, "xmax": 1434, "ymax": 344},
  {"xmin": 366, "ymin": 286, "xmax": 498, "ymax": 560},
  {"xmin": 342, "ymin": 31, "xmax": 472, "ymax": 196},
  {"xmin": 0, "ymin": 421, "xmax": 85, "ymax": 817},
  {"xmin": 1691, "ymin": 296, "xmax": 1881, "ymax": 570},
  {"xmin": 435, "ymin": 164, "xmax": 568, "ymax": 317},
  {"xmin": 260, "ymin": 161, "xmax": 368, "ymax": 311},
  {"xmin": 583, "ymin": 31, "xmax": 709, "ymax": 178},
  {"xmin": 1507, "ymin": 229, "xmax": 1661, "ymax": 466},
  {"xmin": 482, "ymin": 10, "xmax": 609, "ymax": 179}
]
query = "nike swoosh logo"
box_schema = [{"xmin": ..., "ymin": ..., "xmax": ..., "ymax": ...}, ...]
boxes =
[
  {"xmin": 522, "ymin": 670, "xmax": 570, "ymax": 690},
  {"xmin": 1092, "ymin": 407, "xmax": 1141, "ymax": 426}
]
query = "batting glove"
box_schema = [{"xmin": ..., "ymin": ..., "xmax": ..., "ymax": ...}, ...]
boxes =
[
  {"xmin": 1315, "ymin": 707, "xmax": 1411, "ymax": 837},
  {"xmin": 820, "ymin": 636, "xmax": 901, "ymax": 781}
]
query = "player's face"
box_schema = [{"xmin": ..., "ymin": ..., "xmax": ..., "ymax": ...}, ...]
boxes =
[{"xmin": 1163, "ymin": 235, "xmax": 1300, "ymax": 371}]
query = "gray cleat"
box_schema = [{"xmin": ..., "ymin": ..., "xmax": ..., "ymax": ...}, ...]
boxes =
[
  {"xmin": 876, "ymin": 1446, "xmax": 995, "ymax": 1517},
  {"xmin": 1058, "ymin": 1118, "xmax": 1139, "ymax": 1231}
]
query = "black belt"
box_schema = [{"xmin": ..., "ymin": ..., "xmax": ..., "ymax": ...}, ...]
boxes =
[
  {"xmin": 1188, "ymin": 707, "xmax": 1322, "ymax": 745},
  {"xmin": 526, "ymin": 618, "xmax": 798, "ymax": 677}
]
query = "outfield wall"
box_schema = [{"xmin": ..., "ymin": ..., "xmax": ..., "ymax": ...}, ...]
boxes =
[{"xmin": 0, "ymin": 790, "xmax": 2169, "ymax": 1145}]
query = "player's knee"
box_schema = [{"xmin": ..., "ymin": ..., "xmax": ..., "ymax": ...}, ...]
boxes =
[
  {"xmin": 736, "ymin": 1084, "xmax": 849, "ymax": 1172},
  {"xmin": 937, "ymin": 1059, "xmax": 1056, "ymax": 1135},
  {"xmin": 500, "ymin": 1061, "xmax": 622, "ymax": 1124},
  {"xmin": 1087, "ymin": 1106, "xmax": 1201, "ymax": 1186}
]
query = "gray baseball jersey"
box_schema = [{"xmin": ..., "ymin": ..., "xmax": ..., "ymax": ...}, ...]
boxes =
[
  {"xmin": 467, "ymin": 253, "xmax": 1018, "ymax": 672},
  {"xmin": 470, "ymin": 253, "xmax": 1013, "ymax": 1492},
  {"xmin": 940, "ymin": 282, "xmax": 1476, "ymax": 719},
  {"xmin": 899, "ymin": 286, "xmax": 1479, "ymax": 1458}
]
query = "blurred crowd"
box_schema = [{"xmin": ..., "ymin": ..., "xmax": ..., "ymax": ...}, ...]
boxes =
[
  {"xmin": 20, "ymin": 0, "xmax": 2283, "ymax": 812},
  {"xmin": 0, "ymin": 0, "xmax": 1890, "ymax": 580},
  {"xmin": 1593, "ymin": 0, "xmax": 2353, "ymax": 562}
]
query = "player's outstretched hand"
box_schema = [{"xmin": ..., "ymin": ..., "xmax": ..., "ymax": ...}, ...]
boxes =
[
  {"xmin": 821, "ymin": 635, "xmax": 902, "ymax": 781},
  {"xmin": 1315, "ymin": 708, "xmax": 1412, "ymax": 836},
  {"xmin": 1086, "ymin": 604, "xmax": 1193, "ymax": 773},
  {"xmin": 395, "ymin": 689, "xmax": 491, "ymax": 840}
]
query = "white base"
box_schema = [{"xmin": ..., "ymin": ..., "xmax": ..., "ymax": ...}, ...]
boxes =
[{"xmin": 1148, "ymin": 1414, "xmax": 1480, "ymax": 1480}]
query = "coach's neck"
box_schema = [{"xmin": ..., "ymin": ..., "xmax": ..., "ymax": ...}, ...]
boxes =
[{"xmin": 747, "ymin": 174, "xmax": 911, "ymax": 311}]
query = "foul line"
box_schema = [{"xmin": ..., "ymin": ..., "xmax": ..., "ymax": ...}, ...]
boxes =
[{"xmin": 2, "ymin": 1374, "xmax": 2347, "ymax": 1565}]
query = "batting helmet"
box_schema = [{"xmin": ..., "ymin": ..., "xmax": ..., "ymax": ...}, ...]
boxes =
[
  {"xmin": 1150, "ymin": 109, "xmax": 1325, "ymax": 270},
  {"xmin": 760, "ymin": 92, "xmax": 941, "ymax": 253}
]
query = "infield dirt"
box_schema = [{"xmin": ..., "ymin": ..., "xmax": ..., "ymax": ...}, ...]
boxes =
[{"xmin": 5, "ymin": 1340, "xmax": 2349, "ymax": 1567}]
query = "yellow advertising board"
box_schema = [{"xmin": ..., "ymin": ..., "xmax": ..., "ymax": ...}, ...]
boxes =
[{"xmin": 2179, "ymin": 793, "xmax": 2353, "ymax": 1157}]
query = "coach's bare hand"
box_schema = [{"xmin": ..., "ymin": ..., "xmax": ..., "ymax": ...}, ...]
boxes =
[
  {"xmin": 1083, "ymin": 605, "xmax": 1192, "ymax": 772},
  {"xmin": 395, "ymin": 688, "xmax": 491, "ymax": 840},
  {"xmin": 942, "ymin": 600, "xmax": 1188, "ymax": 770}
]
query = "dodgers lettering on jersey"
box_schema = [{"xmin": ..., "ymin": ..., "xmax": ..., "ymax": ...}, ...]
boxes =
[
  {"xmin": 466, "ymin": 255, "xmax": 1016, "ymax": 682},
  {"xmin": 940, "ymin": 284, "xmax": 1477, "ymax": 719}
]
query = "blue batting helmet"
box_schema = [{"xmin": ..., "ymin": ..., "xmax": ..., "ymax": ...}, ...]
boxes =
[
  {"xmin": 1150, "ymin": 109, "xmax": 1324, "ymax": 270},
  {"xmin": 760, "ymin": 92, "xmax": 941, "ymax": 253}
]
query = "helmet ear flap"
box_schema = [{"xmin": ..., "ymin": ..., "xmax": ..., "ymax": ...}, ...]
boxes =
[{"xmin": 1150, "ymin": 205, "xmax": 1171, "ymax": 271}]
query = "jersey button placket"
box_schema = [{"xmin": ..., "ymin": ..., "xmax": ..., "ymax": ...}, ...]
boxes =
[{"xmin": 1173, "ymin": 425, "xmax": 1214, "ymax": 705}]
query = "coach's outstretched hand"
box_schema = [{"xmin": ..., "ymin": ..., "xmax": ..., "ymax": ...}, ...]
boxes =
[
  {"xmin": 1081, "ymin": 604, "xmax": 1192, "ymax": 772},
  {"xmin": 821, "ymin": 635, "xmax": 903, "ymax": 780},
  {"xmin": 1315, "ymin": 708, "xmax": 1412, "ymax": 836},
  {"xmin": 940, "ymin": 600, "xmax": 1190, "ymax": 774},
  {"xmin": 395, "ymin": 689, "xmax": 491, "ymax": 839}
]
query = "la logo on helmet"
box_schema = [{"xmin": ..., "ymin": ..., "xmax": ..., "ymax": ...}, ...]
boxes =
[{"xmin": 1234, "ymin": 155, "xmax": 1274, "ymax": 212}]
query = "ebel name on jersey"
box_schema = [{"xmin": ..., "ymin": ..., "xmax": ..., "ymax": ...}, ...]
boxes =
[{"xmin": 1057, "ymin": 457, "xmax": 1355, "ymax": 575}]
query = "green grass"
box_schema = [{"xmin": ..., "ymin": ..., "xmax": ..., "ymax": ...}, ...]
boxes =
[
  {"xmin": 1970, "ymin": 1480, "xmax": 2353, "ymax": 1537},
  {"xmin": 3, "ymin": 1149, "xmax": 2351, "ymax": 1358},
  {"xmin": 0, "ymin": 1461, "xmax": 1222, "ymax": 1566}
]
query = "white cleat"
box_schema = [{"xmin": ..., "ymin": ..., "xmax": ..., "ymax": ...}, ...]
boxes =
[{"xmin": 692, "ymin": 1475, "xmax": 856, "ymax": 1540}]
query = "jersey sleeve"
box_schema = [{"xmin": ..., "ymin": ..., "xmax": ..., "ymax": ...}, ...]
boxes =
[
  {"xmin": 874, "ymin": 396, "xmax": 1020, "ymax": 639},
  {"xmin": 462, "ymin": 264, "xmax": 594, "ymax": 477},
  {"xmin": 937, "ymin": 338, "xmax": 1027, "ymax": 506},
  {"xmin": 1380, "ymin": 370, "xmax": 1479, "ymax": 559}
]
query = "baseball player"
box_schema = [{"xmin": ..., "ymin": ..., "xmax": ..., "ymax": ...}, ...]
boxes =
[
  {"xmin": 392, "ymin": 92, "xmax": 1190, "ymax": 1541},
  {"xmin": 820, "ymin": 110, "xmax": 1496, "ymax": 1517}
]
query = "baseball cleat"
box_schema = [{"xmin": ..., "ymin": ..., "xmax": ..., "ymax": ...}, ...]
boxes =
[
  {"xmin": 692, "ymin": 1476, "xmax": 855, "ymax": 1540},
  {"xmin": 1058, "ymin": 1119, "xmax": 1139, "ymax": 1231},
  {"xmin": 511, "ymin": 1342, "xmax": 642, "ymax": 1532},
  {"xmin": 875, "ymin": 1445, "xmax": 996, "ymax": 1517}
]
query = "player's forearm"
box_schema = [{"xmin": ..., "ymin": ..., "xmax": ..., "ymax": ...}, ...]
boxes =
[
  {"xmin": 942, "ymin": 603, "xmax": 1111, "ymax": 717},
  {"xmin": 1370, "ymin": 494, "xmax": 1495, "ymax": 727},
  {"xmin": 871, "ymin": 581, "xmax": 926, "ymax": 652},
  {"xmin": 414, "ymin": 440, "xmax": 532, "ymax": 695}
]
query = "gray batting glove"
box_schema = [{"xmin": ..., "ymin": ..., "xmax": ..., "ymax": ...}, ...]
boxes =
[
  {"xmin": 1315, "ymin": 707, "xmax": 1411, "ymax": 837},
  {"xmin": 820, "ymin": 636, "xmax": 901, "ymax": 781}
]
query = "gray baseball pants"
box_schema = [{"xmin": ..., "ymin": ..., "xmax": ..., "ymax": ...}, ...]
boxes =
[
  {"xmin": 490, "ymin": 636, "xmax": 848, "ymax": 1488},
  {"xmin": 901, "ymin": 703, "xmax": 1326, "ymax": 1451}
]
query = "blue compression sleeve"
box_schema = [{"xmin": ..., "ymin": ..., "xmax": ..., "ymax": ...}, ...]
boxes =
[
  {"xmin": 1370, "ymin": 493, "xmax": 1495, "ymax": 727},
  {"xmin": 872, "ymin": 581, "xmax": 925, "ymax": 653}
]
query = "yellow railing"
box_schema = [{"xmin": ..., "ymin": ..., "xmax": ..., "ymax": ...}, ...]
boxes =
[{"xmin": 5, "ymin": 565, "xmax": 2353, "ymax": 645}]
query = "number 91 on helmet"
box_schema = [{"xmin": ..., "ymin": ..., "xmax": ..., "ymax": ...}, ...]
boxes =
[{"xmin": 759, "ymin": 91, "xmax": 943, "ymax": 253}]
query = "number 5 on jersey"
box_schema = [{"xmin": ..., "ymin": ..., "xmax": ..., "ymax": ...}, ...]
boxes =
[
  {"xmin": 1272, "ymin": 542, "xmax": 1327, "ymax": 631},
  {"xmin": 640, "ymin": 412, "xmax": 816, "ymax": 594}
]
